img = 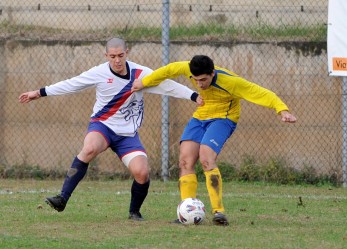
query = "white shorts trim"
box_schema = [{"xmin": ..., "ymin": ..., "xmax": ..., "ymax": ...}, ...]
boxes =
[{"xmin": 121, "ymin": 151, "xmax": 147, "ymax": 167}]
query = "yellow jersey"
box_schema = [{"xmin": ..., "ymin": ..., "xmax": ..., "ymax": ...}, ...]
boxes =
[{"xmin": 142, "ymin": 61, "xmax": 289, "ymax": 123}]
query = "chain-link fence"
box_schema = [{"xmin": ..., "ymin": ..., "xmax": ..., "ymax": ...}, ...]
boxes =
[{"xmin": 1, "ymin": 1, "xmax": 343, "ymax": 184}]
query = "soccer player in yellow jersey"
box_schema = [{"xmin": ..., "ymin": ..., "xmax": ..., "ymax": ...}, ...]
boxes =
[{"xmin": 132, "ymin": 55, "xmax": 297, "ymax": 226}]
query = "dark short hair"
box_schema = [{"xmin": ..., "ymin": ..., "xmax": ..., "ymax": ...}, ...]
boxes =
[{"xmin": 189, "ymin": 55, "xmax": 214, "ymax": 76}]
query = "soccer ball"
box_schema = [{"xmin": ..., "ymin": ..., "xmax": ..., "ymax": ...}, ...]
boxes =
[{"xmin": 177, "ymin": 198, "xmax": 206, "ymax": 225}]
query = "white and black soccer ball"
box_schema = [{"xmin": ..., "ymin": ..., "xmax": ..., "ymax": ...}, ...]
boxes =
[{"xmin": 177, "ymin": 198, "xmax": 206, "ymax": 225}]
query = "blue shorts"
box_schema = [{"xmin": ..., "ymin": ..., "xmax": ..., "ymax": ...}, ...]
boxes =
[
  {"xmin": 88, "ymin": 122, "xmax": 146, "ymax": 159},
  {"xmin": 181, "ymin": 118, "xmax": 237, "ymax": 154}
]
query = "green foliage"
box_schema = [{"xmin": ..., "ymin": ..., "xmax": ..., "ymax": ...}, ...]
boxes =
[
  {"xmin": 0, "ymin": 20, "xmax": 65, "ymax": 35},
  {"xmin": 86, "ymin": 159, "xmax": 100, "ymax": 181},
  {"xmin": 0, "ymin": 21, "xmax": 327, "ymax": 42},
  {"xmin": 260, "ymin": 157, "xmax": 295, "ymax": 184},
  {"xmin": 170, "ymin": 22, "xmax": 327, "ymax": 42},
  {"xmin": 170, "ymin": 23, "xmax": 239, "ymax": 40},
  {"xmin": 167, "ymin": 154, "xmax": 341, "ymax": 187},
  {"xmin": 217, "ymin": 161, "xmax": 238, "ymax": 181},
  {"xmin": 246, "ymin": 23, "xmax": 327, "ymax": 42},
  {"xmin": 0, "ymin": 153, "xmax": 341, "ymax": 186},
  {"xmin": 238, "ymin": 154, "xmax": 261, "ymax": 182},
  {"xmin": 236, "ymin": 155, "xmax": 340, "ymax": 187},
  {"xmin": 118, "ymin": 26, "xmax": 162, "ymax": 40},
  {"xmin": 0, "ymin": 162, "xmax": 66, "ymax": 180}
]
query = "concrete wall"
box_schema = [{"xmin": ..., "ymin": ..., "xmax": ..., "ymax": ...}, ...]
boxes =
[
  {"xmin": 0, "ymin": 1, "xmax": 328, "ymax": 30},
  {"xmin": 0, "ymin": 39, "xmax": 342, "ymax": 177}
]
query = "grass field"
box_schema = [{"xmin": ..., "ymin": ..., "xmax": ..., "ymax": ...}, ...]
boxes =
[{"xmin": 0, "ymin": 179, "xmax": 346, "ymax": 249}]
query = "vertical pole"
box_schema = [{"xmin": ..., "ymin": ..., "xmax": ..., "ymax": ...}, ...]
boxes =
[
  {"xmin": 161, "ymin": 0, "xmax": 170, "ymax": 182},
  {"xmin": 342, "ymin": 77, "xmax": 347, "ymax": 187}
]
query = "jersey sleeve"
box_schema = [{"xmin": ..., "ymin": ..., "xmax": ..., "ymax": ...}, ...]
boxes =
[
  {"xmin": 226, "ymin": 76, "xmax": 289, "ymax": 114},
  {"xmin": 44, "ymin": 67, "xmax": 98, "ymax": 96},
  {"xmin": 143, "ymin": 79, "xmax": 195, "ymax": 100},
  {"xmin": 142, "ymin": 61, "xmax": 191, "ymax": 87}
]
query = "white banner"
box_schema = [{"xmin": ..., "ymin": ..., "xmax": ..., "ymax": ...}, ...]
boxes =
[{"xmin": 328, "ymin": 0, "xmax": 347, "ymax": 76}]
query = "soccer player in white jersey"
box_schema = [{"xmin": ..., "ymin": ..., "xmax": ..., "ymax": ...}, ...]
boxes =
[{"xmin": 18, "ymin": 38, "xmax": 203, "ymax": 221}]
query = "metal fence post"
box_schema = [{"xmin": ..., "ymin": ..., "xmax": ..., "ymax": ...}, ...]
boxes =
[
  {"xmin": 342, "ymin": 77, "xmax": 347, "ymax": 187},
  {"xmin": 161, "ymin": 0, "xmax": 170, "ymax": 181}
]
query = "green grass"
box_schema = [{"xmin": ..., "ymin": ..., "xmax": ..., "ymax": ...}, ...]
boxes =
[
  {"xmin": 170, "ymin": 23, "xmax": 327, "ymax": 42},
  {"xmin": 0, "ymin": 21, "xmax": 327, "ymax": 42},
  {"xmin": 0, "ymin": 179, "xmax": 346, "ymax": 249},
  {"xmin": 245, "ymin": 23, "xmax": 327, "ymax": 42}
]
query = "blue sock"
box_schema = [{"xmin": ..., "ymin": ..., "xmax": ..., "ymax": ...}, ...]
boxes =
[
  {"xmin": 61, "ymin": 157, "xmax": 88, "ymax": 202},
  {"xmin": 129, "ymin": 179, "xmax": 150, "ymax": 213}
]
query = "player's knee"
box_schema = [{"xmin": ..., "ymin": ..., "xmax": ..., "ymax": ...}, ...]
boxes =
[
  {"xmin": 199, "ymin": 148, "xmax": 217, "ymax": 171},
  {"xmin": 179, "ymin": 158, "xmax": 195, "ymax": 172},
  {"xmin": 80, "ymin": 144, "xmax": 99, "ymax": 160},
  {"xmin": 132, "ymin": 168, "xmax": 150, "ymax": 184},
  {"xmin": 179, "ymin": 158, "xmax": 188, "ymax": 170},
  {"xmin": 128, "ymin": 156, "xmax": 150, "ymax": 183},
  {"xmin": 199, "ymin": 158, "xmax": 215, "ymax": 171}
]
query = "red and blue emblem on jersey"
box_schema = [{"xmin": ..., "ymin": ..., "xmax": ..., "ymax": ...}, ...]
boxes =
[{"xmin": 91, "ymin": 69, "xmax": 142, "ymax": 122}]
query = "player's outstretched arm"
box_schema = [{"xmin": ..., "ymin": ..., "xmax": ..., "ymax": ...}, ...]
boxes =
[
  {"xmin": 18, "ymin": 90, "xmax": 41, "ymax": 103},
  {"xmin": 279, "ymin": 110, "xmax": 297, "ymax": 123}
]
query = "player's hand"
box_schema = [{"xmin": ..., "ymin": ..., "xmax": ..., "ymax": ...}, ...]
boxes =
[
  {"xmin": 131, "ymin": 79, "xmax": 144, "ymax": 92},
  {"xmin": 18, "ymin": 90, "xmax": 41, "ymax": 103},
  {"xmin": 196, "ymin": 95, "xmax": 204, "ymax": 106},
  {"xmin": 280, "ymin": 110, "xmax": 297, "ymax": 123}
]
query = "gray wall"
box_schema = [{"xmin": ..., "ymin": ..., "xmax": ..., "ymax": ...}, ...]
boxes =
[{"xmin": 0, "ymin": 40, "xmax": 341, "ymax": 178}]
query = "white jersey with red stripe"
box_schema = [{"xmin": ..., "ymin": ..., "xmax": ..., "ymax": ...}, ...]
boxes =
[{"xmin": 44, "ymin": 61, "xmax": 194, "ymax": 136}]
